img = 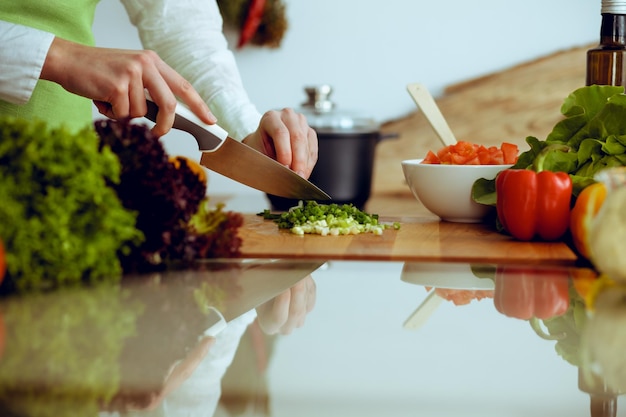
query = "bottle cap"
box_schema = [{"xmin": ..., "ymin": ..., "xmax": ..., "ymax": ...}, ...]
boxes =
[{"xmin": 603, "ymin": 0, "xmax": 626, "ymax": 14}]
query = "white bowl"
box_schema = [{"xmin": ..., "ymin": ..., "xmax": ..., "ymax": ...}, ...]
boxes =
[{"xmin": 401, "ymin": 159, "xmax": 511, "ymax": 223}]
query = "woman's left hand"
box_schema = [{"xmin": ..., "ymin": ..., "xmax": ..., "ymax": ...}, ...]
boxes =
[{"xmin": 243, "ymin": 108, "xmax": 318, "ymax": 179}]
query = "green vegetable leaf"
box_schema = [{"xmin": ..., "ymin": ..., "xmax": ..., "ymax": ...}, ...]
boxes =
[
  {"xmin": 472, "ymin": 85, "xmax": 626, "ymax": 208},
  {"xmin": 471, "ymin": 177, "xmax": 498, "ymax": 206},
  {"xmin": 603, "ymin": 135, "xmax": 626, "ymax": 155},
  {"xmin": 0, "ymin": 117, "xmax": 142, "ymax": 292},
  {"xmin": 552, "ymin": 85, "xmax": 624, "ymax": 146}
]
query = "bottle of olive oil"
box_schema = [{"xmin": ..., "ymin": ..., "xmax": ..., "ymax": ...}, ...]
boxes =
[{"xmin": 587, "ymin": 0, "xmax": 626, "ymax": 86}]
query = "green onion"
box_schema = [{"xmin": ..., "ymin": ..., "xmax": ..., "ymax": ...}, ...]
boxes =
[{"xmin": 258, "ymin": 201, "xmax": 400, "ymax": 236}]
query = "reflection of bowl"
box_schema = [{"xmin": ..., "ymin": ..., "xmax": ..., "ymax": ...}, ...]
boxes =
[
  {"xmin": 401, "ymin": 262, "xmax": 495, "ymax": 290},
  {"xmin": 401, "ymin": 159, "xmax": 511, "ymax": 223},
  {"xmin": 401, "ymin": 263, "xmax": 495, "ymax": 327}
]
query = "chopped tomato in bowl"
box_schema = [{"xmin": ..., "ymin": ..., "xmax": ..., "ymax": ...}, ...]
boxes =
[
  {"xmin": 423, "ymin": 141, "xmax": 519, "ymax": 165},
  {"xmin": 401, "ymin": 141, "xmax": 519, "ymax": 222}
]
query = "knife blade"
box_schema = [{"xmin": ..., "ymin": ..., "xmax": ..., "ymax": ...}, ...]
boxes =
[
  {"xmin": 196, "ymin": 259, "xmax": 326, "ymax": 336},
  {"xmin": 216, "ymin": 259, "xmax": 325, "ymax": 322},
  {"xmin": 144, "ymin": 98, "xmax": 331, "ymax": 201}
]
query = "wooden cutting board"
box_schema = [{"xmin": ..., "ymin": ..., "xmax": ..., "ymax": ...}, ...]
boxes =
[{"xmin": 238, "ymin": 214, "xmax": 578, "ymax": 266}]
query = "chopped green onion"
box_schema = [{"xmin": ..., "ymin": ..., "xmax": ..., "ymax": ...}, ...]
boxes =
[{"xmin": 257, "ymin": 201, "xmax": 400, "ymax": 236}]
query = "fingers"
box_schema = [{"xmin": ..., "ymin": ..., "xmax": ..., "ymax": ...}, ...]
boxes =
[
  {"xmin": 256, "ymin": 275, "xmax": 316, "ymax": 335},
  {"xmin": 258, "ymin": 109, "xmax": 318, "ymax": 178},
  {"xmin": 286, "ymin": 278, "xmax": 309, "ymax": 331},
  {"xmin": 93, "ymin": 100, "xmax": 114, "ymax": 119},
  {"xmin": 259, "ymin": 290, "xmax": 292, "ymax": 335},
  {"xmin": 304, "ymin": 275, "xmax": 317, "ymax": 313},
  {"xmin": 283, "ymin": 276, "xmax": 316, "ymax": 333},
  {"xmin": 147, "ymin": 55, "xmax": 216, "ymax": 136},
  {"xmin": 44, "ymin": 40, "xmax": 214, "ymax": 137},
  {"xmin": 140, "ymin": 51, "xmax": 215, "ymax": 137}
]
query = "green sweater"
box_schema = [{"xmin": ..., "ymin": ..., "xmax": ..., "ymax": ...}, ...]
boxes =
[{"xmin": 0, "ymin": 0, "xmax": 100, "ymax": 132}]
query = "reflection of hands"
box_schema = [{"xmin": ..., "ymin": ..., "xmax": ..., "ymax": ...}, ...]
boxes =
[
  {"xmin": 242, "ymin": 109, "xmax": 318, "ymax": 179},
  {"xmin": 255, "ymin": 275, "xmax": 316, "ymax": 335},
  {"xmin": 127, "ymin": 336, "xmax": 215, "ymax": 412},
  {"xmin": 41, "ymin": 37, "xmax": 216, "ymax": 137}
]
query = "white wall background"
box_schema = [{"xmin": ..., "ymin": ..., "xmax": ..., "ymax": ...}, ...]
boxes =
[{"xmin": 93, "ymin": 0, "xmax": 599, "ymax": 196}]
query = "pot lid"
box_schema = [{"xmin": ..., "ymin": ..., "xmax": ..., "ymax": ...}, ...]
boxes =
[{"xmin": 299, "ymin": 85, "xmax": 379, "ymax": 134}]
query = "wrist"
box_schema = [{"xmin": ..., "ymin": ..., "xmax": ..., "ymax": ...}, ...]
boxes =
[{"xmin": 40, "ymin": 37, "xmax": 72, "ymax": 84}]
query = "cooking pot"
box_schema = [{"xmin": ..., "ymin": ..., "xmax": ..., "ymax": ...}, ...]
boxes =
[{"xmin": 267, "ymin": 85, "xmax": 396, "ymax": 211}]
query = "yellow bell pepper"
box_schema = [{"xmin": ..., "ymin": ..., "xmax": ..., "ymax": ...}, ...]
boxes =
[
  {"xmin": 169, "ymin": 155, "xmax": 208, "ymax": 187},
  {"xmin": 570, "ymin": 182, "xmax": 607, "ymax": 260}
]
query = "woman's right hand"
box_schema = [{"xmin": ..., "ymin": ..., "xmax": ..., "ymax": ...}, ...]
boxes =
[
  {"xmin": 255, "ymin": 275, "xmax": 317, "ymax": 335},
  {"xmin": 40, "ymin": 37, "xmax": 216, "ymax": 137}
]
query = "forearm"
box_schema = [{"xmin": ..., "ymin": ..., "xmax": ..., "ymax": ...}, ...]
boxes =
[
  {"xmin": 0, "ymin": 21, "xmax": 54, "ymax": 104},
  {"xmin": 121, "ymin": 0, "xmax": 262, "ymax": 141}
]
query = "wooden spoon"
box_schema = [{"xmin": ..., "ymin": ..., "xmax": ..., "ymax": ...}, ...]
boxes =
[{"xmin": 407, "ymin": 83, "xmax": 458, "ymax": 147}]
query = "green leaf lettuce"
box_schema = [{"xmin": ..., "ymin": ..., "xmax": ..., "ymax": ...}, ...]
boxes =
[{"xmin": 473, "ymin": 85, "xmax": 626, "ymax": 206}]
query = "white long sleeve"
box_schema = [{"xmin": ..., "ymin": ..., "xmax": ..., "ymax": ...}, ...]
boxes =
[
  {"xmin": 0, "ymin": 21, "xmax": 54, "ymax": 105},
  {"xmin": 102, "ymin": 309, "xmax": 257, "ymax": 417},
  {"xmin": 120, "ymin": 0, "xmax": 262, "ymax": 141}
]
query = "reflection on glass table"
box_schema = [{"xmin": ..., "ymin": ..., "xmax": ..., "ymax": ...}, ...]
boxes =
[
  {"xmin": 0, "ymin": 259, "xmax": 323, "ymax": 417},
  {"xmin": 1, "ymin": 260, "xmax": 626, "ymax": 417}
]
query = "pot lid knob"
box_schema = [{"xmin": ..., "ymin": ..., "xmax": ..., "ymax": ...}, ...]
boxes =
[
  {"xmin": 299, "ymin": 84, "xmax": 378, "ymax": 133},
  {"xmin": 302, "ymin": 85, "xmax": 335, "ymax": 113}
]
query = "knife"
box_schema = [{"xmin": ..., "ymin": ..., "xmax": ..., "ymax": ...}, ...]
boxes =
[{"xmin": 144, "ymin": 98, "xmax": 331, "ymax": 201}]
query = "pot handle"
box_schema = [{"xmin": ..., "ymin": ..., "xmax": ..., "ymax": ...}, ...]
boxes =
[{"xmin": 378, "ymin": 132, "xmax": 400, "ymax": 142}]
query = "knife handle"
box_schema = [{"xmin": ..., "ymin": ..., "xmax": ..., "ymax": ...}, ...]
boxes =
[
  {"xmin": 144, "ymin": 93, "xmax": 229, "ymax": 151},
  {"xmin": 172, "ymin": 99, "xmax": 229, "ymax": 141}
]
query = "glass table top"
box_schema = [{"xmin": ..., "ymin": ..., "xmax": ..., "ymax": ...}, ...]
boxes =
[{"xmin": 0, "ymin": 258, "xmax": 621, "ymax": 417}]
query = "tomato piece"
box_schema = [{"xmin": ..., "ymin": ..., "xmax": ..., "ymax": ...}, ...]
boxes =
[
  {"xmin": 477, "ymin": 147, "xmax": 491, "ymax": 164},
  {"xmin": 501, "ymin": 142, "xmax": 519, "ymax": 164},
  {"xmin": 436, "ymin": 145, "xmax": 450, "ymax": 161},
  {"xmin": 422, "ymin": 150, "xmax": 440, "ymax": 164},
  {"xmin": 423, "ymin": 141, "xmax": 519, "ymax": 165},
  {"xmin": 465, "ymin": 155, "xmax": 481, "ymax": 165},
  {"xmin": 450, "ymin": 152, "xmax": 470, "ymax": 165},
  {"xmin": 453, "ymin": 141, "xmax": 477, "ymax": 158},
  {"xmin": 437, "ymin": 152, "xmax": 453, "ymax": 164},
  {"xmin": 489, "ymin": 149, "xmax": 505, "ymax": 165}
]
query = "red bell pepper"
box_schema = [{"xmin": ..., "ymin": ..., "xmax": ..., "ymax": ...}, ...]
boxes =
[
  {"xmin": 494, "ymin": 265, "xmax": 570, "ymax": 321},
  {"xmin": 495, "ymin": 145, "xmax": 573, "ymax": 241}
]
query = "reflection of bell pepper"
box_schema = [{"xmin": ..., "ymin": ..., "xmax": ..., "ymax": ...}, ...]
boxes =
[
  {"xmin": 494, "ymin": 266, "xmax": 570, "ymax": 320},
  {"xmin": 496, "ymin": 168, "xmax": 572, "ymax": 242},
  {"xmin": 570, "ymin": 182, "xmax": 607, "ymax": 259}
]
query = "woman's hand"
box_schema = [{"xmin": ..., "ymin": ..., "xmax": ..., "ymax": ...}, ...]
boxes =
[
  {"xmin": 243, "ymin": 108, "xmax": 318, "ymax": 179},
  {"xmin": 255, "ymin": 275, "xmax": 317, "ymax": 335},
  {"xmin": 40, "ymin": 37, "xmax": 216, "ymax": 137}
]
